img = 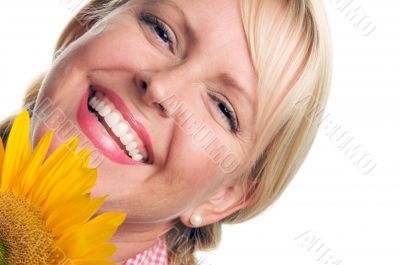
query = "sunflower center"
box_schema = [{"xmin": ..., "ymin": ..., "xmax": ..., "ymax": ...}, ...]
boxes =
[
  {"xmin": 0, "ymin": 239, "xmax": 7, "ymax": 265},
  {"xmin": 0, "ymin": 192, "xmax": 55, "ymax": 264}
]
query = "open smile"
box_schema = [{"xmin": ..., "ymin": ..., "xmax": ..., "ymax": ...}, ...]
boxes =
[{"xmin": 77, "ymin": 84, "xmax": 154, "ymax": 165}]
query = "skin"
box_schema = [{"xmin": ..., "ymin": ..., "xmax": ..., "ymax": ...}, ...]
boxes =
[{"xmin": 31, "ymin": 0, "xmax": 259, "ymax": 262}]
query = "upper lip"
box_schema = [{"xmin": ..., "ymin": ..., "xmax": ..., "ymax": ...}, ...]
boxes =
[{"xmin": 89, "ymin": 83, "xmax": 154, "ymax": 164}]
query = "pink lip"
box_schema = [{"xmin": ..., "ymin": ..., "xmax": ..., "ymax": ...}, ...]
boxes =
[{"xmin": 77, "ymin": 85, "xmax": 154, "ymax": 166}]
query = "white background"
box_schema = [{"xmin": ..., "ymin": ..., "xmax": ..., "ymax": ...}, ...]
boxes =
[{"xmin": 1, "ymin": 1, "xmax": 399, "ymax": 264}]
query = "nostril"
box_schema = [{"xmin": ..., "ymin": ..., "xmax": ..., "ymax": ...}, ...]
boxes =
[
  {"xmin": 136, "ymin": 79, "xmax": 147, "ymax": 91},
  {"xmin": 153, "ymin": 102, "xmax": 165, "ymax": 113},
  {"xmin": 140, "ymin": 80, "xmax": 147, "ymax": 91}
]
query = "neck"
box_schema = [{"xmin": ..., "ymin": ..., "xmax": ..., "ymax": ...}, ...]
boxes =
[{"xmin": 108, "ymin": 219, "xmax": 176, "ymax": 264}]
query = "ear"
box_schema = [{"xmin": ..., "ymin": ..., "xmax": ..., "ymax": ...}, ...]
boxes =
[{"xmin": 180, "ymin": 181, "xmax": 251, "ymax": 228}]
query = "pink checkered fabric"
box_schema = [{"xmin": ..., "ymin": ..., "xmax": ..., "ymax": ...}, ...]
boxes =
[{"xmin": 123, "ymin": 237, "xmax": 169, "ymax": 265}]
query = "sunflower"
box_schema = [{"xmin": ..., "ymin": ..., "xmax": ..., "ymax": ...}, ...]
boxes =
[{"xmin": 0, "ymin": 110, "xmax": 126, "ymax": 265}]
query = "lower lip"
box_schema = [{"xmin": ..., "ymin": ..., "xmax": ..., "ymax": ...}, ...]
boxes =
[{"xmin": 77, "ymin": 88, "xmax": 145, "ymax": 166}]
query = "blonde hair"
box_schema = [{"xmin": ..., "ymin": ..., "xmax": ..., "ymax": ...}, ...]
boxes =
[{"xmin": 0, "ymin": 0, "xmax": 332, "ymax": 264}]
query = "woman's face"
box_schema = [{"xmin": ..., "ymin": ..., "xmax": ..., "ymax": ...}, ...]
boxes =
[{"xmin": 31, "ymin": 0, "xmax": 258, "ymax": 223}]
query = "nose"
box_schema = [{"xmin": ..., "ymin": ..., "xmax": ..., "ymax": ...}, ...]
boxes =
[
  {"xmin": 135, "ymin": 65, "xmax": 200, "ymax": 119},
  {"xmin": 135, "ymin": 70, "xmax": 172, "ymax": 117}
]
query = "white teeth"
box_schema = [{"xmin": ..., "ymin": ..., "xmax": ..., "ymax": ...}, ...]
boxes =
[
  {"xmin": 129, "ymin": 149, "xmax": 138, "ymax": 156},
  {"xmin": 92, "ymin": 98, "xmax": 100, "ymax": 108},
  {"xmin": 132, "ymin": 154, "xmax": 143, "ymax": 161},
  {"xmin": 89, "ymin": 96, "xmax": 97, "ymax": 107},
  {"xmin": 121, "ymin": 133, "xmax": 134, "ymax": 145},
  {"xmin": 105, "ymin": 112, "xmax": 121, "ymax": 127},
  {"xmin": 126, "ymin": 142, "xmax": 138, "ymax": 151},
  {"xmin": 88, "ymin": 91, "xmax": 148, "ymax": 162},
  {"xmin": 96, "ymin": 100, "xmax": 106, "ymax": 111},
  {"xmin": 99, "ymin": 105, "xmax": 112, "ymax": 117},
  {"xmin": 112, "ymin": 121, "xmax": 129, "ymax": 137}
]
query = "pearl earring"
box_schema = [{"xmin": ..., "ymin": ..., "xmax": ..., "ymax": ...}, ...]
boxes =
[{"xmin": 190, "ymin": 213, "xmax": 203, "ymax": 227}]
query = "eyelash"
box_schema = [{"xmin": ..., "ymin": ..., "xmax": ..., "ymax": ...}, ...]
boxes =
[
  {"xmin": 138, "ymin": 12, "xmax": 174, "ymax": 51},
  {"xmin": 209, "ymin": 93, "xmax": 238, "ymax": 134},
  {"xmin": 138, "ymin": 11, "xmax": 238, "ymax": 134}
]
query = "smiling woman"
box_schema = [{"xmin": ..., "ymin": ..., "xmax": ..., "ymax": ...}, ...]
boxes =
[{"xmin": 0, "ymin": 0, "xmax": 332, "ymax": 264}]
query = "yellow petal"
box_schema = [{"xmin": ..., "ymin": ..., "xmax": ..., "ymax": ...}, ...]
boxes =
[
  {"xmin": 89, "ymin": 212, "xmax": 127, "ymax": 227},
  {"xmin": 47, "ymin": 195, "xmax": 108, "ymax": 237},
  {"xmin": 56, "ymin": 230, "xmax": 87, "ymax": 258},
  {"xmin": 41, "ymin": 168, "xmax": 97, "ymax": 215},
  {"xmin": 12, "ymin": 131, "xmax": 53, "ymax": 197},
  {"xmin": 75, "ymin": 243, "xmax": 117, "ymax": 260},
  {"xmin": 0, "ymin": 110, "xmax": 31, "ymax": 191},
  {"xmin": 82, "ymin": 212, "xmax": 126, "ymax": 246},
  {"xmin": 73, "ymin": 260, "xmax": 115, "ymax": 265},
  {"xmin": 28, "ymin": 137, "xmax": 79, "ymax": 204},
  {"xmin": 0, "ymin": 138, "xmax": 4, "ymax": 176},
  {"xmin": 76, "ymin": 148, "xmax": 92, "ymax": 167}
]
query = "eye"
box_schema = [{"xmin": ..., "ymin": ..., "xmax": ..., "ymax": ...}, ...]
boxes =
[
  {"xmin": 209, "ymin": 93, "xmax": 238, "ymax": 134},
  {"xmin": 138, "ymin": 11, "xmax": 174, "ymax": 52}
]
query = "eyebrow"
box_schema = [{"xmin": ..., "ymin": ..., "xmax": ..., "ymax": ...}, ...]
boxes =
[{"xmin": 146, "ymin": 0, "xmax": 198, "ymax": 44}]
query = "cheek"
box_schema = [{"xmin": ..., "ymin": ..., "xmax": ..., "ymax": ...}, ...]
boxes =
[
  {"xmin": 165, "ymin": 130, "xmax": 227, "ymax": 192},
  {"xmin": 169, "ymin": 116, "xmax": 242, "ymax": 179},
  {"xmin": 61, "ymin": 17, "xmax": 164, "ymax": 72}
]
